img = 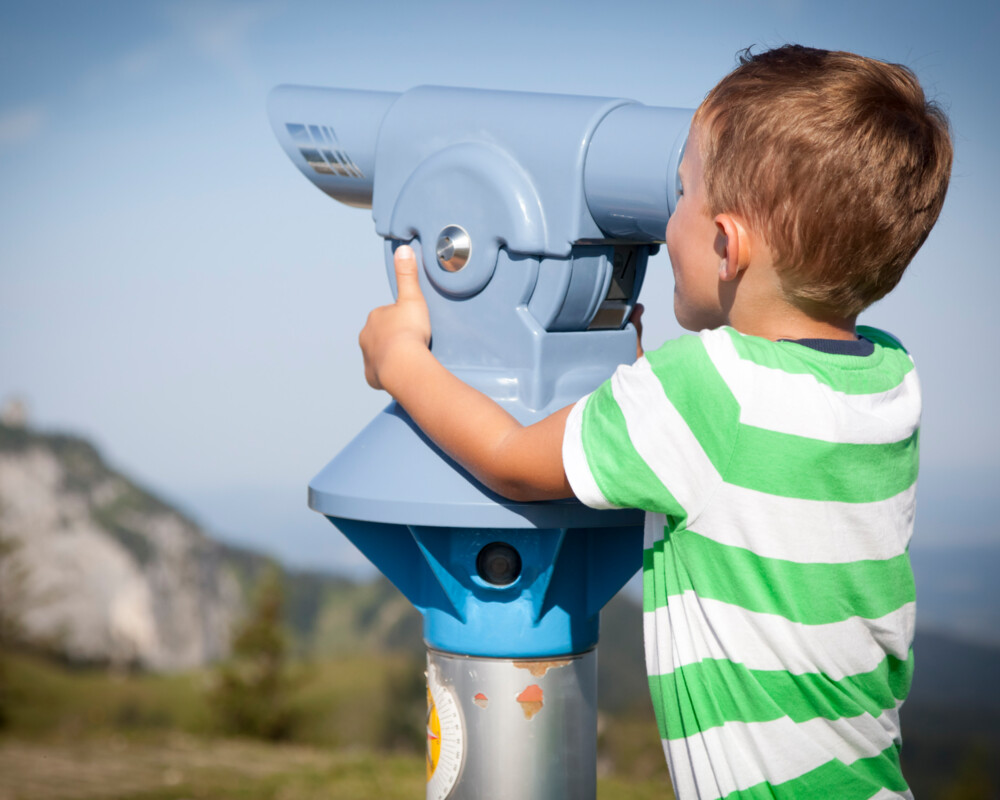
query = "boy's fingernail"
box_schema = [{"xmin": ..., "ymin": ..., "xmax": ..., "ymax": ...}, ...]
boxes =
[{"xmin": 397, "ymin": 244, "xmax": 415, "ymax": 259}]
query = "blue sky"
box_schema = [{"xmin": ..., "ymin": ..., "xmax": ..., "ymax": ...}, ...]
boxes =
[{"xmin": 1, "ymin": 0, "xmax": 998, "ymax": 579}]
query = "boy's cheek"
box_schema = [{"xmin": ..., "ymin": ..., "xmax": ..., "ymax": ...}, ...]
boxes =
[
  {"xmin": 673, "ymin": 289, "xmax": 702, "ymax": 332},
  {"xmin": 672, "ymin": 277, "xmax": 726, "ymax": 332}
]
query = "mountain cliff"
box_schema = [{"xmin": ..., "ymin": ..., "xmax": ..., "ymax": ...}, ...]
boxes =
[{"xmin": 0, "ymin": 422, "xmax": 243, "ymax": 671}]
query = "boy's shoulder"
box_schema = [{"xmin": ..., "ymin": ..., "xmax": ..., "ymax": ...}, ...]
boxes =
[
  {"xmin": 642, "ymin": 325, "xmax": 915, "ymax": 398},
  {"xmin": 568, "ymin": 324, "xmax": 919, "ymax": 514}
]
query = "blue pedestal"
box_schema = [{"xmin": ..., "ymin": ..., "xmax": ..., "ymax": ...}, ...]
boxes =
[{"xmin": 312, "ymin": 402, "xmax": 643, "ymax": 657}]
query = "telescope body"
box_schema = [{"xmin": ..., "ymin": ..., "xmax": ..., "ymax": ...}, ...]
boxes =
[{"xmin": 270, "ymin": 84, "xmax": 691, "ymax": 799}]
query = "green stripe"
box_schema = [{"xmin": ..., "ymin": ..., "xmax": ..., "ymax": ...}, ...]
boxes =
[
  {"xmin": 856, "ymin": 325, "xmax": 908, "ymax": 354},
  {"xmin": 648, "ymin": 657, "xmax": 669, "ymax": 740},
  {"xmin": 647, "ymin": 532, "xmax": 915, "ymax": 623},
  {"xmin": 581, "ymin": 381, "xmax": 683, "ymax": 515},
  {"xmin": 725, "ymin": 425, "xmax": 919, "ymax": 502},
  {"xmin": 724, "ymin": 326, "xmax": 914, "ymax": 395},
  {"xmin": 646, "ymin": 335, "xmax": 741, "ymax": 471},
  {"xmin": 719, "ymin": 744, "xmax": 908, "ymax": 799},
  {"xmin": 649, "ymin": 652, "xmax": 913, "ymax": 740},
  {"xmin": 643, "ymin": 546, "xmax": 658, "ymax": 614},
  {"xmin": 642, "ymin": 516, "xmax": 684, "ymax": 613}
]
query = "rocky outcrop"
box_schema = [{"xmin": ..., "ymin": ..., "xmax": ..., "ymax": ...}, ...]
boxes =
[{"xmin": 0, "ymin": 424, "xmax": 243, "ymax": 671}]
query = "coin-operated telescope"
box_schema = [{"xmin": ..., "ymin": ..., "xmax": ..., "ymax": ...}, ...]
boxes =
[{"xmin": 269, "ymin": 85, "xmax": 691, "ymax": 800}]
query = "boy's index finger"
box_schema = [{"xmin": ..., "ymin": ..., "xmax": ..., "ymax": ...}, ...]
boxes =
[{"xmin": 393, "ymin": 244, "xmax": 424, "ymax": 303}]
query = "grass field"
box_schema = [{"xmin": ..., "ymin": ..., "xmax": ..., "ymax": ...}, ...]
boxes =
[
  {"xmin": 0, "ymin": 734, "xmax": 675, "ymax": 800},
  {"xmin": 0, "ymin": 650, "xmax": 674, "ymax": 800},
  {"xmin": 0, "ymin": 735, "xmax": 424, "ymax": 800}
]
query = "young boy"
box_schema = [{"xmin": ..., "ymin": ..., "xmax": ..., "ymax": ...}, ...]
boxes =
[{"xmin": 359, "ymin": 45, "xmax": 952, "ymax": 799}]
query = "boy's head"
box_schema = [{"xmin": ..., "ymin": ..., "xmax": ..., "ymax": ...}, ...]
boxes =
[{"xmin": 691, "ymin": 44, "xmax": 952, "ymax": 319}]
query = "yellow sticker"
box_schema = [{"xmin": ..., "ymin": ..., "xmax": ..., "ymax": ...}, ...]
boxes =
[
  {"xmin": 425, "ymin": 664, "xmax": 464, "ymax": 800},
  {"xmin": 426, "ymin": 687, "xmax": 441, "ymax": 781}
]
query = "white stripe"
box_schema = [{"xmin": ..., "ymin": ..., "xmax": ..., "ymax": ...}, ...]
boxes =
[
  {"xmin": 691, "ymin": 481, "xmax": 916, "ymax": 564},
  {"xmin": 701, "ymin": 328, "xmax": 920, "ymax": 445},
  {"xmin": 611, "ymin": 357, "xmax": 721, "ymax": 516},
  {"xmin": 642, "ymin": 514, "xmax": 669, "ymax": 691},
  {"xmin": 561, "ymin": 393, "xmax": 616, "ymax": 509},
  {"xmin": 644, "ymin": 603, "xmax": 667, "ymax": 685},
  {"xmin": 664, "ymin": 707, "xmax": 901, "ymax": 799},
  {"xmin": 644, "ymin": 593, "xmax": 914, "ymax": 681}
]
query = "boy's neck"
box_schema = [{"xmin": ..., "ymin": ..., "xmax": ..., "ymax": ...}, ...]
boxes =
[
  {"xmin": 722, "ymin": 260, "xmax": 858, "ymax": 342},
  {"xmin": 726, "ymin": 299, "xmax": 858, "ymax": 342},
  {"xmin": 734, "ymin": 317, "xmax": 858, "ymax": 342}
]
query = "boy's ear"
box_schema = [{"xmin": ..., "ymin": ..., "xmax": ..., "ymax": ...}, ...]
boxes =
[{"xmin": 714, "ymin": 213, "xmax": 752, "ymax": 282}]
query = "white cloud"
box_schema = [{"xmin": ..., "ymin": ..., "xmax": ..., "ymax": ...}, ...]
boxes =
[
  {"xmin": 115, "ymin": 41, "xmax": 169, "ymax": 80},
  {"xmin": 71, "ymin": 1, "xmax": 280, "ymax": 101},
  {"xmin": 0, "ymin": 106, "xmax": 47, "ymax": 148},
  {"xmin": 163, "ymin": 0, "xmax": 281, "ymax": 92},
  {"xmin": 77, "ymin": 40, "xmax": 170, "ymax": 98}
]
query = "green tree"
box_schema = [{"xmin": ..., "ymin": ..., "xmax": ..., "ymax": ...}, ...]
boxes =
[
  {"xmin": 375, "ymin": 655, "xmax": 426, "ymax": 753},
  {"xmin": 0, "ymin": 531, "xmax": 30, "ymax": 729},
  {"xmin": 0, "ymin": 532, "xmax": 28, "ymax": 648},
  {"xmin": 211, "ymin": 565, "xmax": 296, "ymax": 740}
]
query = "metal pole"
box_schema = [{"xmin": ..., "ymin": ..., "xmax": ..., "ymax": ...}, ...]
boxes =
[{"xmin": 426, "ymin": 648, "xmax": 598, "ymax": 800}]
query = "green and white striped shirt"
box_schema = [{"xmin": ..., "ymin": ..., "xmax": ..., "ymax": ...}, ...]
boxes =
[{"xmin": 563, "ymin": 326, "xmax": 918, "ymax": 800}]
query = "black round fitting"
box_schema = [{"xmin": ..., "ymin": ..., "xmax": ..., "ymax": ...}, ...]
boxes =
[{"xmin": 476, "ymin": 541, "xmax": 522, "ymax": 586}]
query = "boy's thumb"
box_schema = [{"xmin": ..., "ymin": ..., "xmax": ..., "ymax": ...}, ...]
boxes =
[{"xmin": 394, "ymin": 245, "xmax": 423, "ymax": 302}]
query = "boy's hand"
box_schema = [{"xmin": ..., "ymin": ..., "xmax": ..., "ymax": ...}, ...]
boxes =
[
  {"xmin": 630, "ymin": 303, "xmax": 645, "ymax": 360},
  {"xmin": 358, "ymin": 243, "xmax": 573, "ymax": 502},
  {"xmin": 359, "ymin": 245, "xmax": 432, "ymax": 392}
]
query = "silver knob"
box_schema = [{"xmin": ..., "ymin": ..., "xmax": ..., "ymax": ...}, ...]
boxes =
[{"xmin": 436, "ymin": 225, "xmax": 471, "ymax": 272}]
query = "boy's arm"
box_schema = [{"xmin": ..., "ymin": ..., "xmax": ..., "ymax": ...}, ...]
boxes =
[{"xmin": 359, "ymin": 245, "xmax": 574, "ymax": 502}]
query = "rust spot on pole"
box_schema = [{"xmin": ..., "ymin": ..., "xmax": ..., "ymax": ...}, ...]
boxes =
[
  {"xmin": 516, "ymin": 684, "xmax": 543, "ymax": 720},
  {"xmin": 473, "ymin": 692, "xmax": 488, "ymax": 709},
  {"xmin": 514, "ymin": 659, "xmax": 572, "ymax": 677}
]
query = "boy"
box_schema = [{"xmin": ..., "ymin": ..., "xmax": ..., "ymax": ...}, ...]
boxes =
[{"xmin": 359, "ymin": 45, "xmax": 952, "ymax": 799}]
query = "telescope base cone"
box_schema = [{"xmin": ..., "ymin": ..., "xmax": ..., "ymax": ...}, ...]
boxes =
[{"xmin": 308, "ymin": 401, "xmax": 641, "ymax": 530}]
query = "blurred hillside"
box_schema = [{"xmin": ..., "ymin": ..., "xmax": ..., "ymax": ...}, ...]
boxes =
[
  {"xmin": 0, "ymin": 421, "xmax": 243, "ymax": 670},
  {"xmin": 0, "ymin": 420, "xmax": 648, "ymax": 712}
]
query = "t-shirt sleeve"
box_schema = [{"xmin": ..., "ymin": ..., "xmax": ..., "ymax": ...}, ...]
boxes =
[
  {"xmin": 563, "ymin": 356, "xmax": 674, "ymax": 511},
  {"xmin": 563, "ymin": 389, "xmax": 617, "ymax": 509},
  {"xmin": 562, "ymin": 334, "xmax": 733, "ymax": 520},
  {"xmin": 561, "ymin": 355, "xmax": 678, "ymax": 513}
]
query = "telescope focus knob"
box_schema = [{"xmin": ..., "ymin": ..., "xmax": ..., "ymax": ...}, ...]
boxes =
[{"xmin": 436, "ymin": 225, "xmax": 471, "ymax": 272}]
